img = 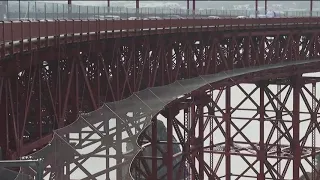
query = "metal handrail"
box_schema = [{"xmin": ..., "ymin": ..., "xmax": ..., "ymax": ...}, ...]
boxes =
[{"xmin": 0, "ymin": 17, "xmax": 319, "ymax": 45}]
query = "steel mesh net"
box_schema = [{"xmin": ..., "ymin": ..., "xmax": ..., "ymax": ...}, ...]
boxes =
[
  {"xmin": 12, "ymin": 59, "xmax": 319, "ymax": 180},
  {"xmin": 14, "ymin": 77, "xmax": 209, "ymax": 180},
  {"xmin": 1, "ymin": 168, "xmax": 30, "ymax": 180}
]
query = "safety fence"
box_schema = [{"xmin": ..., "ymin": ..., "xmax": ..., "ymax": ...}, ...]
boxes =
[{"xmin": 0, "ymin": 1, "xmax": 318, "ymax": 21}]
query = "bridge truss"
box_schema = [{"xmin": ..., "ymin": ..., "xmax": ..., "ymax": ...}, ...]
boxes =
[{"xmin": 0, "ymin": 15, "xmax": 320, "ymax": 180}]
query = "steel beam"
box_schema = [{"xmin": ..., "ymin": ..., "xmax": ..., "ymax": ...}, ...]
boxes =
[
  {"xmin": 292, "ymin": 75, "xmax": 302, "ymax": 180},
  {"xmin": 0, "ymin": 159, "xmax": 41, "ymax": 168},
  {"xmin": 225, "ymin": 87, "xmax": 231, "ymax": 180},
  {"xmin": 134, "ymin": 73, "xmax": 320, "ymax": 179},
  {"xmin": 258, "ymin": 83, "xmax": 265, "ymax": 180}
]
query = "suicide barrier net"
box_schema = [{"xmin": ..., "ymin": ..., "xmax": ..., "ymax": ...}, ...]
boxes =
[{"xmin": 10, "ymin": 59, "xmax": 317, "ymax": 180}]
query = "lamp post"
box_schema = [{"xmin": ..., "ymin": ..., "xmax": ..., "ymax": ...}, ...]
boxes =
[
  {"xmin": 18, "ymin": 0, "xmax": 20, "ymax": 20},
  {"xmin": 255, "ymin": 0, "xmax": 258, "ymax": 17},
  {"xmin": 310, "ymin": 0, "xmax": 313, "ymax": 16}
]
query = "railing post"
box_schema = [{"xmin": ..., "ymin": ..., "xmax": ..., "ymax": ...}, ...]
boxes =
[
  {"xmin": 255, "ymin": 0, "xmax": 258, "ymax": 17},
  {"xmin": 62, "ymin": 4, "xmax": 64, "ymax": 19},
  {"xmin": 136, "ymin": 0, "xmax": 139, "ymax": 16},
  {"xmin": 98, "ymin": 6, "xmax": 100, "ymax": 19},
  {"xmin": 310, "ymin": 0, "xmax": 313, "ymax": 17},
  {"xmin": 35, "ymin": 1, "xmax": 37, "ymax": 20},
  {"xmin": 52, "ymin": 3, "xmax": 54, "ymax": 20},
  {"xmin": 68, "ymin": 0, "xmax": 72, "ymax": 19},
  {"xmin": 44, "ymin": 3, "xmax": 46, "ymax": 20},
  {"xmin": 126, "ymin": 8, "xmax": 128, "ymax": 19},
  {"xmin": 27, "ymin": 2, "xmax": 30, "ymax": 20},
  {"xmin": 265, "ymin": 0, "xmax": 267, "ymax": 14},
  {"xmin": 93, "ymin": 6, "xmax": 95, "ymax": 19},
  {"xmin": 87, "ymin": 6, "xmax": 89, "ymax": 20}
]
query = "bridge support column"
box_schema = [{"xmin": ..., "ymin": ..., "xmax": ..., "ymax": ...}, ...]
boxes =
[
  {"xmin": 198, "ymin": 104, "xmax": 204, "ymax": 180},
  {"xmin": 311, "ymin": 82, "xmax": 317, "ymax": 180},
  {"xmin": 151, "ymin": 119, "xmax": 158, "ymax": 179},
  {"xmin": 0, "ymin": 84, "xmax": 7, "ymax": 160},
  {"xmin": 258, "ymin": 82, "xmax": 266, "ymax": 180},
  {"xmin": 225, "ymin": 86, "xmax": 231, "ymax": 180},
  {"xmin": 292, "ymin": 75, "xmax": 301, "ymax": 180},
  {"xmin": 190, "ymin": 104, "xmax": 196, "ymax": 180},
  {"xmin": 184, "ymin": 107, "xmax": 191, "ymax": 180},
  {"xmin": 166, "ymin": 109, "xmax": 173, "ymax": 180}
]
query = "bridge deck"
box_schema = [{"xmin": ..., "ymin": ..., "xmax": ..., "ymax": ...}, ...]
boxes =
[{"xmin": 1, "ymin": 17, "xmax": 320, "ymax": 58}]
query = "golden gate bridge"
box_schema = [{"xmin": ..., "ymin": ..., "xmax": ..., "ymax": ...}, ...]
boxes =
[{"xmin": 0, "ymin": 0, "xmax": 319, "ymax": 179}]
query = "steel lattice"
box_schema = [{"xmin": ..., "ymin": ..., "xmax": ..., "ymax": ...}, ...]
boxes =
[{"xmin": 0, "ymin": 29, "xmax": 320, "ymax": 179}]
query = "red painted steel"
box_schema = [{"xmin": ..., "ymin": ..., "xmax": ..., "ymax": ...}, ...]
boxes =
[
  {"xmin": 0, "ymin": 18, "xmax": 319, "ymax": 43},
  {"xmin": 132, "ymin": 69, "xmax": 320, "ymax": 179},
  {"xmin": 1, "ymin": 17, "xmax": 320, "ymax": 179}
]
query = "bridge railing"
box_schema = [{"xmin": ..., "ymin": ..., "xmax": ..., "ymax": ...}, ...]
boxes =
[
  {"xmin": 2, "ymin": 1, "xmax": 320, "ymax": 21},
  {"xmin": 5, "ymin": 1, "xmax": 252, "ymax": 20},
  {"xmin": 1, "ymin": 16, "xmax": 320, "ymax": 45}
]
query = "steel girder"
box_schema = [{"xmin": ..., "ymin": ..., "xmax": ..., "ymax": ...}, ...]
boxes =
[
  {"xmin": 0, "ymin": 29, "xmax": 320, "ymax": 179},
  {"xmin": 133, "ymin": 76, "xmax": 320, "ymax": 179}
]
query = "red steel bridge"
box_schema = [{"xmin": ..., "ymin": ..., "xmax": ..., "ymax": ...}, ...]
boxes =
[{"xmin": 0, "ymin": 1, "xmax": 320, "ymax": 180}]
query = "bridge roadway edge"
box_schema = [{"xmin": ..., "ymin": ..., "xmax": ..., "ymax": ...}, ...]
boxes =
[{"xmin": 1, "ymin": 17, "xmax": 320, "ymax": 53}]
